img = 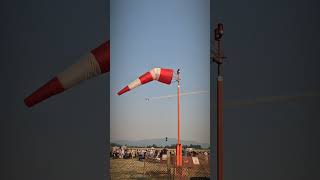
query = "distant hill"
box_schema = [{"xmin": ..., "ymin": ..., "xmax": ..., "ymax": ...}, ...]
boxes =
[{"xmin": 111, "ymin": 138, "xmax": 209, "ymax": 149}]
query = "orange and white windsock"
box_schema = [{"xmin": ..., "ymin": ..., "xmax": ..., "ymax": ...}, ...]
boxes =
[
  {"xmin": 24, "ymin": 40, "xmax": 110, "ymax": 107},
  {"xmin": 117, "ymin": 68, "xmax": 174, "ymax": 96}
]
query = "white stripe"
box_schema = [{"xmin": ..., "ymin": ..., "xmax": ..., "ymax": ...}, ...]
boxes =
[
  {"xmin": 57, "ymin": 53, "xmax": 101, "ymax": 89},
  {"xmin": 152, "ymin": 68, "xmax": 161, "ymax": 80},
  {"xmin": 149, "ymin": 68, "xmax": 156, "ymax": 80},
  {"xmin": 128, "ymin": 78, "xmax": 142, "ymax": 90}
]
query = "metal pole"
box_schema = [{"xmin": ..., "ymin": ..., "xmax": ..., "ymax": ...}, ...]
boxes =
[
  {"xmin": 217, "ymin": 67, "xmax": 223, "ymax": 180},
  {"xmin": 178, "ymin": 74, "xmax": 180, "ymax": 146},
  {"xmin": 212, "ymin": 22, "xmax": 225, "ymax": 180},
  {"xmin": 176, "ymin": 70, "xmax": 182, "ymax": 167},
  {"xmin": 217, "ymin": 33, "xmax": 224, "ymax": 180}
]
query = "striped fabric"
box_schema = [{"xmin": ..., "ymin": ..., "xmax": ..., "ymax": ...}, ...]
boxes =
[
  {"xmin": 117, "ymin": 68, "xmax": 174, "ymax": 96},
  {"xmin": 24, "ymin": 41, "xmax": 110, "ymax": 107}
]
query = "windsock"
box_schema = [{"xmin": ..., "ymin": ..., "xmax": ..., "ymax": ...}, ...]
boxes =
[
  {"xmin": 24, "ymin": 41, "xmax": 110, "ymax": 107},
  {"xmin": 117, "ymin": 68, "xmax": 174, "ymax": 95}
]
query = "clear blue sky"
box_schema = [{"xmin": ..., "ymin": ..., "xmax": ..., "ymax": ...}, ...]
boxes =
[{"xmin": 110, "ymin": 0, "xmax": 210, "ymax": 144}]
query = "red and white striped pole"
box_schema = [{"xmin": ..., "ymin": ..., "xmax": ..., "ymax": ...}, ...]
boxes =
[{"xmin": 24, "ymin": 40, "xmax": 110, "ymax": 107}]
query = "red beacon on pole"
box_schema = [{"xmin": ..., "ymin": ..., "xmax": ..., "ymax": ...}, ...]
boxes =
[{"xmin": 214, "ymin": 23, "xmax": 224, "ymax": 42}]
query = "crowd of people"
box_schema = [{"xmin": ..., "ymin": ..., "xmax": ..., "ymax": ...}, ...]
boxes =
[
  {"xmin": 111, "ymin": 146, "xmax": 170, "ymax": 161},
  {"xmin": 110, "ymin": 146, "xmax": 210, "ymax": 161}
]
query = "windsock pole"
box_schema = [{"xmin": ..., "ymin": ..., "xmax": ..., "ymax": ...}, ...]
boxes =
[
  {"xmin": 212, "ymin": 22, "xmax": 225, "ymax": 180},
  {"xmin": 176, "ymin": 69, "xmax": 182, "ymax": 167},
  {"xmin": 217, "ymin": 63, "xmax": 223, "ymax": 180}
]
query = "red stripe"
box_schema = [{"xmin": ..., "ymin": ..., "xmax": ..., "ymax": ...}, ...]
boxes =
[
  {"xmin": 139, "ymin": 72, "xmax": 154, "ymax": 84},
  {"xmin": 90, "ymin": 40, "xmax": 110, "ymax": 73},
  {"xmin": 117, "ymin": 86, "xmax": 130, "ymax": 96},
  {"xmin": 158, "ymin": 68, "xmax": 174, "ymax": 84},
  {"xmin": 24, "ymin": 77, "xmax": 65, "ymax": 107}
]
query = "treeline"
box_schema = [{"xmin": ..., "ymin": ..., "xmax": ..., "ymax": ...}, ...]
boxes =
[{"xmin": 110, "ymin": 142, "xmax": 122, "ymax": 147}]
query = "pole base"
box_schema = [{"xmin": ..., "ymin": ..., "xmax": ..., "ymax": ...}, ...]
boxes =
[{"xmin": 176, "ymin": 144, "xmax": 182, "ymax": 166}]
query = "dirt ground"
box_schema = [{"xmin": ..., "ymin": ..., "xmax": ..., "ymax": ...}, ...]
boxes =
[
  {"xmin": 110, "ymin": 159, "xmax": 146, "ymax": 179},
  {"xmin": 109, "ymin": 158, "xmax": 210, "ymax": 179}
]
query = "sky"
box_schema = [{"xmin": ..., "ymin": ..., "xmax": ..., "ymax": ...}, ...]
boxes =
[{"xmin": 110, "ymin": 0, "xmax": 210, "ymax": 144}]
